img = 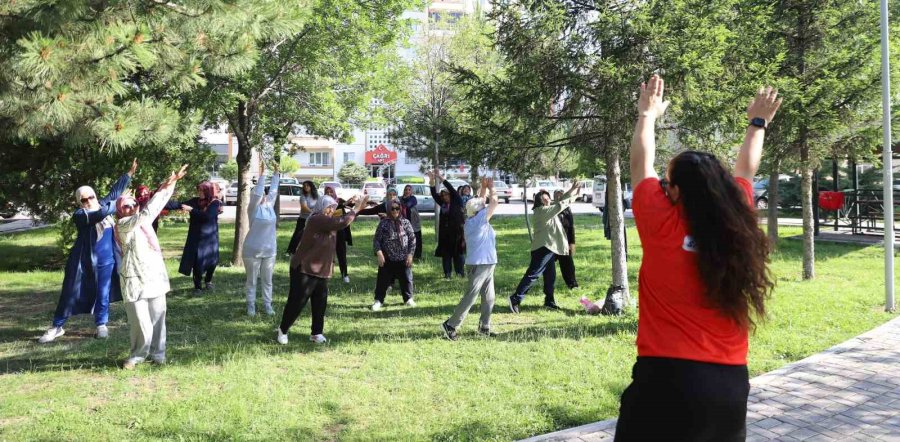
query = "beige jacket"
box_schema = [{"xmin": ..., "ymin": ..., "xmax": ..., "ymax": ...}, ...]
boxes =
[{"xmin": 116, "ymin": 186, "xmax": 175, "ymax": 302}]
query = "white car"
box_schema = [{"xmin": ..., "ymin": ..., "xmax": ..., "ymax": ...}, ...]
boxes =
[
  {"xmin": 225, "ymin": 182, "xmax": 239, "ymax": 205},
  {"xmin": 321, "ymin": 181, "xmax": 357, "ymax": 201},
  {"xmin": 526, "ymin": 180, "xmax": 565, "ymax": 201},
  {"xmin": 592, "ymin": 176, "xmax": 632, "ymax": 209},
  {"xmin": 362, "ymin": 182, "xmax": 387, "ymax": 200}
]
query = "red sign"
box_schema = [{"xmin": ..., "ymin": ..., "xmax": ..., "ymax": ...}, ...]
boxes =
[{"xmin": 365, "ymin": 144, "xmax": 398, "ymax": 165}]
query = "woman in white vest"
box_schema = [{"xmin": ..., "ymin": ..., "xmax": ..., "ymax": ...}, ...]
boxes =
[
  {"xmin": 243, "ymin": 167, "xmax": 281, "ymax": 316},
  {"xmin": 114, "ymin": 164, "xmax": 188, "ymax": 370}
]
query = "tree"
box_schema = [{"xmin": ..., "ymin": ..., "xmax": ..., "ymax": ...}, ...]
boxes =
[
  {"xmin": 196, "ymin": 0, "xmax": 413, "ymax": 266},
  {"xmin": 0, "ymin": 1, "xmax": 304, "ymax": 230},
  {"xmin": 339, "ymin": 161, "xmax": 368, "ymax": 185},
  {"xmin": 220, "ymin": 160, "xmax": 239, "ymax": 182},
  {"xmin": 763, "ymin": 0, "xmax": 888, "ymax": 279},
  {"xmin": 454, "ymin": 0, "xmax": 779, "ymax": 306},
  {"xmin": 279, "ymin": 156, "xmax": 299, "ymax": 175}
]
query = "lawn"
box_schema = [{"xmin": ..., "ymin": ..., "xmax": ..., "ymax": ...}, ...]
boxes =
[{"xmin": 0, "ymin": 215, "xmax": 896, "ymax": 441}]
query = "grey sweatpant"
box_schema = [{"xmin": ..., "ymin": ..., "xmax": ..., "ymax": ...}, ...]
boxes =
[
  {"xmin": 447, "ymin": 264, "xmax": 496, "ymax": 329},
  {"xmin": 244, "ymin": 255, "xmax": 276, "ymax": 309},
  {"xmin": 124, "ymin": 296, "xmax": 166, "ymax": 363}
]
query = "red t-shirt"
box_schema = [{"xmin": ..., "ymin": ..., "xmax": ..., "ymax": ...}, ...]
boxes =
[{"xmin": 632, "ymin": 176, "xmax": 754, "ymax": 365}]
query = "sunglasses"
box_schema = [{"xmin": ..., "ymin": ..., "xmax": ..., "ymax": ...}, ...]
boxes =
[
  {"xmin": 122, "ymin": 203, "xmax": 136, "ymax": 210},
  {"xmin": 80, "ymin": 195, "xmax": 96, "ymax": 203},
  {"xmin": 391, "ymin": 206, "xmax": 402, "ymax": 211}
]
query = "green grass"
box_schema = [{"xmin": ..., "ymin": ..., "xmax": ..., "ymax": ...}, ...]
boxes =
[{"xmin": 0, "ymin": 216, "xmax": 896, "ymax": 441}]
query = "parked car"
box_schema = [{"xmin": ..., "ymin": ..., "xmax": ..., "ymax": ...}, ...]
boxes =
[
  {"xmin": 406, "ymin": 184, "xmax": 436, "ymax": 212},
  {"xmin": 577, "ymin": 180, "xmax": 593, "ymax": 203},
  {"xmin": 276, "ymin": 184, "xmax": 304, "ymax": 215},
  {"xmin": 592, "ymin": 176, "xmax": 632, "ymax": 210},
  {"xmin": 362, "ymin": 182, "xmax": 387, "ymax": 201},
  {"xmin": 320, "ymin": 181, "xmax": 357, "ymax": 201},
  {"xmin": 526, "ymin": 180, "xmax": 565, "ymax": 202},
  {"xmin": 209, "ymin": 177, "xmax": 230, "ymax": 193},
  {"xmin": 225, "ymin": 182, "xmax": 239, "ymax": 205},
  {"xmin": 446, "ymin": 179, "xmax": 469, "ymax": 191},
  {"xmin": 493, "ymin": 181, "xmax": 513, "ymax": 203},
  {"xmin": 753, "ymin": 175, "xmax": 793, "ymax": 210}
]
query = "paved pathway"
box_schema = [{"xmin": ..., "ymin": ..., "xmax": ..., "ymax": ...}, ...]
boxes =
[
  {"xmin": 521, "ymin": 315, "xmax": 900, "ymax": 441},
  {"xmin": 0, "ymin": 219, "xmax": 47, "ymax": 234}
]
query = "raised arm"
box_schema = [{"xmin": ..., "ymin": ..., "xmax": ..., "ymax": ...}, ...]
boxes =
[
  {"xmin": 735, "ymin": 87, "xmax": 783, "ymax": 181},
  {"xmin": 535, "ymin": 181, "xmax": 580, "ymax": 223},
  {"xmin": 630, "ymin": 75, "xmax": 669, "ymax": 186},
  {"xmin": 485, "ymin": 178, "xmax": 499, "ymax": 221},
  {"xmin": 267, "ymin": 172, "xmax": 281, "ymax": 199}
]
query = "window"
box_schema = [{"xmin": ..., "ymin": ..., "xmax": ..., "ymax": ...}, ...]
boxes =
[
  {"xmin": 343, "ymin": 152, "xmax": 356, "ymax": 163},
  {"xmin": 310, "ymin": 152, "xmax": 331, "ymax": 166}
]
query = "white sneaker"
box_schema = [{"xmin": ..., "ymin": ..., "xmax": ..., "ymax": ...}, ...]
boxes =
[
  {"xmin": 264, "ymin": 305, "xmax": 275, "ymax": 316},
  {"xmin": 343, "ymin": 276, "xmax": 350, "ymax": 283},
  {"xmin": 96, "ymin": 325, "xmax": 109, "ymax": 339},
  {"xmin": 405, "ymin": 298, "xmax": 416, "ymax": 307},
  {"xmin": 247, "ymin": 305, "xmax": 256, "ymax": 316},
  {"xmin": 122, "ymin": 358, "xmax": 142, "ymax": 370},
  {"xmin": 371, "ymin": 301, "xmax": 383, "ymax": 312},
  {"xmin": 310, "ymin": 334, "xmax": 327, "ymax": 344},
  {"xmin": 275, "ymin": 328, "xmax": 288, "ymax": 345},
  {"xmin": 38, "ymin": 326, "xmax": 64, "ymax": 343}
]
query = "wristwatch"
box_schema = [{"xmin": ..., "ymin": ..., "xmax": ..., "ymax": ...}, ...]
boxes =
[{"xmin": 749, "ymin": 117, "xmax": 767, "ymax": 129}]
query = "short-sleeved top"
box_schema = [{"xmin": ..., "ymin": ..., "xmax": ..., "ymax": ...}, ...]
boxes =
[
  {"xmin": 632, "ymin": 176, "xmax": 754, "ymax": 366},
  {"xmin": 464, "ymin": 209, "xmax": 497, "ymax": 265}
]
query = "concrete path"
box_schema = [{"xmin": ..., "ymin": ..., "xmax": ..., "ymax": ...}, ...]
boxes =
[
  {"xmin": 0, "ymin": 219, "xmax": 47, "ymax": 234},
  {"xmin": 521, "ymin": 315, "xmax": 900, "ymax": 442}
]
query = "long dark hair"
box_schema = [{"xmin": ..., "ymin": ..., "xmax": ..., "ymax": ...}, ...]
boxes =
[
  {"xmin": 668, "ymin": 150, "xmax": 773, "ymax": 330},
  {"xmin": 302, "ymin": 180, "xmax": 318, "ymax": 199},
  {"xmin": 532, "ymin": 190, "xmax": 550, "ymax": 211}
]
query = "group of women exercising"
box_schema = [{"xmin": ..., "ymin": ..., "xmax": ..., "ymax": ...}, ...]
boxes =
[{"xmin": 36, "ymin": 75, "xmax": 783, "ymax": 440}]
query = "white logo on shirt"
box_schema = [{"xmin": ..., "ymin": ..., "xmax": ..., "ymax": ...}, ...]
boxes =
[{"xmin": 682, "ymin": 235, "xmax": 697, "ymax": 253}]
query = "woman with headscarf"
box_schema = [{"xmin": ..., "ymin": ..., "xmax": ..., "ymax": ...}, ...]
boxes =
[
  {"xmin": 277, "ymin": 194, "xmax": 369, "ymax": 345},
  {"xmin": 370, "ymin": 199, "xmax": 417, "ymax": 311},
  {"xmin": 428, "ymin": 169, "xmax": 466, "ymax": 279},
  {"xmin": 38, "ymin": 160, "xmax": 136, "ymax": 344},
  {"xmin": 114, "ymin": 165, "xmax": 188, "ymax": 369},
  {"xmin": 286, "ymin": 180, "xmax": 319, "ymax": 255},
  {"xmin": 400, "ymin": 185, "xmax": 423, "ymax": 260},
  {"xmin": 175, "ymin": 181, "xmax": 222, "ymax": 294},
  {"xmin": 323, "ymin": 185, "xmax": 354, "ymax": 283},
  {"xmin": 135, "ymin": 185, "xmax": 183, "ymax": 232},
  {"xmin": 553, "ymin": 189, "xmax": 579, "ymax": 289},
  {"xmin": 614, "ymin": 76, "xmax": 780, "ymax": 440},
  {"xmin": 508, "ymin": 180, "xmax": 580, "ymax": 313},
  {"xmin": 243, "ymin": 169, "xmax": 281, "ymax": 316},
  {"xmin": 458, "ymin": 184, "xmax": 474, "ymax": 205},
  {"xmin": 441, "ymin": 177, "xmax": 500, "ymax": 341}
]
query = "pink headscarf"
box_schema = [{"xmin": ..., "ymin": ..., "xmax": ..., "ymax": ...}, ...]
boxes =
[
  {"xmin": 115, "ymin": 195, "xmax": 161, "ymax": 253},
  {"xmin": 197, "ymin": 181, "xmax": 216, "ymax": 210}
]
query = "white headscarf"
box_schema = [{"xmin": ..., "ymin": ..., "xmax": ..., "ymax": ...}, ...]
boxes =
[{"xmin": 75, "ymin": 185, "xmax": 114, "ymax": 241}]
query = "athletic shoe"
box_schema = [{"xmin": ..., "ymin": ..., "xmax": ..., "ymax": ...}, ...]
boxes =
[
  {"xmin": 193, "ymin": 288, "xmax": 203, "ymax": 296},
  {"xmin": 509, "ymin": 296, "xmax": 520, "ymax": 314},
  {"xmin": 276, "ymin": 328, "xmax": 288, "ymax": 345},
  {"xmin": 405, "ymin": 298, "xmax": 416, "ymax": 307},
  {"xmin": 371, "ymin": 301, "xmax": 383, "ymax": 312},
  {"xmin": 151, "ymin": 357, "xmax": 166, "ymax": 365},
  {"xmin": 441, "ymin": 321, "xmax": 458, "ymax": 341},
  {"xmin": 38, "ymin": 326, "xmax": 65, "ymax": 343},
  {"xmin": 96, "ymin": 325, "xmax": 109, "ymax": 339},
  {"xmin": 264, "ymin": 304, "xmax": 275, "ymax": 316},
  {"xmin": 343, "ymin": 276, "xmax": 350, "ymax": 283},
  {"xmin": 544, "ymin": 302, "xmax": 561, "ymax": 310},
  {"xmin": 205, "ymin": 282, "xmax": 214, "ymax": 290},
  {"xmin": 122, "ymin": 358, "xmax": 141, "ymax": 370},
  {"xmin": 478, "ymin": 327, "xmax": 497, "ymax": 337},
  {"xmin": 247, "ymin": 305, "xmax": 257, "ymax": 317},
  {"xmin": 310, "ymin": 334, "xmax": 327, "ymax": 344}
]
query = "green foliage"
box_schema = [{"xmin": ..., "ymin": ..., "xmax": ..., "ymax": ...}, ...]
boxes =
[
  {"xmin": 338, "ymin": 161, "xmax": 369, "ymax": 185},
  {"xmin": 220, "ymin": 160, "xmax": 239, "ymax": 182},
  {"xmin": 278, "ymin": 156, "xmax": 299, "ymax": 175}
]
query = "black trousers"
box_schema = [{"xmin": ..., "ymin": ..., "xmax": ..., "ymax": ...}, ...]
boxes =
[
  {"xmin": 336, "ymin": 238, "xmax": 348, "ymax": 277},
  {"xmin": 374, "ymin": 260, "xmax": 413, "ymax": 302},
  {"xmin": 192, "ymin": 263, "xmax": 215, "ymax": 289},
  {"xmin": 286, "ymin": 217, "xmax": 307, "ymax": 255},
  {"xmin": 442, "ymin": 254, "xmax": 465, "ymax": 277},
  {"xmin": 279, "ymin": 268, "xmax": 328, "ymax": 335},
  {"xmin": 556, "ymin": 254, "xmax": 578, "ymax": 288},
  {"xmin": 615, "ymin": 357, "xmax": 749, "ymax": 442},
  {"xmin": 414, "ymin": 230, "xmax": 423, "ymax": 259},
  {"xmin": 510, "ymin": 247, "xmax": 557, "ymax": 305}
]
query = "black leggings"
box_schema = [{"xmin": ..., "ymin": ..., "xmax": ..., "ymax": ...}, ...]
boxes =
[
  {"xmin": 615, "ymin": 357, "xmax": 749, "ymax": 442},
  {"xmin": 556, "ymin": 254, "xmax": 578, "ymax": 288},
  {"xmin": 192, "ymin": 264, "xmax": 215, "ymax": 289},
  {"xmin": 279, "ymin": 268, "xmax": 328, "ymax": 335},
  {"xmin": 442, "ymin": 254, "xmax": 464, "ymax": 277},
  {"xmin": 414, "ymin": 231, "xmax": 423, "ymax": 259},
  {"xmin": 336, "ymin": 237, "xmax": 348, "ymax": 277},
  {"xmin": 374, "ymin": 260, "xmax": 413, "ymax": 302},
  {"xmin": 287, "ymin": 217, "xmax": 307, "ymax": 255}
]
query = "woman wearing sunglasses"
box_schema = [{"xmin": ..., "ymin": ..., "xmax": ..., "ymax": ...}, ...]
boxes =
[
  {"xmin": 39, "ymin": 159, "xmax": 136, "ymax": 344},
  {"xmin": 615, "ymin": 75, "xmax": 781, "ymax": 440},
  {"xmin": 114, "ymin": 165, "xmax": 189, "ymax": 369},
  {"xmin": 370, "ymin": 200, "xmax": 417, "ymax": 311}
]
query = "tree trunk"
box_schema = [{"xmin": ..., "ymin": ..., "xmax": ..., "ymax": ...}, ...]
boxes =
[
  {"xmin": 470, "ymin": 164, "xmax": 480, "ymax": 193},
  {"xmin": 228, "ymin": 101, "xmax": 253, "ymax": 268},
  {"xmin": 767, "ymin": 161, "xmax": 780, "ymax": 247},
  {"xmin": 523, "ymin": 177, "xmax": 532, "ymax": 241},
  {"xmin": 800, "ymin": 133, "xmax": 815, "ymax": 279},
  {"xmin": 605, "ymin": 146, "xmax": 630, "ymax": 305}
]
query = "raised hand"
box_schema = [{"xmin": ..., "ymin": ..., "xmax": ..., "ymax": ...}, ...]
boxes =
[
  {"xmin": 747, "ymin": 86, "xmax": 783, "ymax": 124},
  {"xmin": 174, "ymin": 164, "xmax": 188, "ymax": 180},
  {"xmin": 638, "ymin": 74, "xmax": 670, "ymax": 119},
  {"xmin": 181, "ymin": 204, "xmax": 193, "ymax": 212},
  {"xmin": 128, "ymin": 158, "xmax": 138, "ymax": 176}
]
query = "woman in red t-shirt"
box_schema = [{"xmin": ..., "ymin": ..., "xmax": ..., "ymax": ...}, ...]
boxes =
[{"xmin": 615, "ymin": 75, "xmax": 782, "ymax": 441}]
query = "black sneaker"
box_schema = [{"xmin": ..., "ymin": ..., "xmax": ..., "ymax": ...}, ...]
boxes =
[
  {"xmin": 478, "ymin": 327, "xmax": 497, "ymax": 337},
  {"xmin": 509, "ymin": 296, "xmax": 520, "ymax": 314},
  {"xmin": 544, "ymin": 302, "xmax": 561, "ymax": 310},
  {"xmin": 205, "ymin": 282, "xmax": 214, "ymax": 291},
  {"xmin": 441, "ymin": 321, "xmax": 458, "ymax": 341}
]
